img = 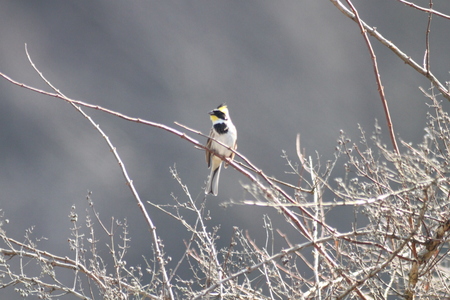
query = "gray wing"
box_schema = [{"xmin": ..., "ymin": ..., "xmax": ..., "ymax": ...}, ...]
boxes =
[{"xmin": 205, "ymin": 128, "xmax": 214, "ymax": 168}]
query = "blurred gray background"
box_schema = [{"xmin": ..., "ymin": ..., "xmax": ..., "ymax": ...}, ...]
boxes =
[{"xmin": 1, "ymin": 0, "xmax": 450, "ymax": 298}]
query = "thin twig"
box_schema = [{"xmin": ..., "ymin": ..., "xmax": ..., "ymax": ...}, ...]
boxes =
[
  {"xmin": 329, "ymin": 0, "xmax": 450, "ymax": 101},
  {"xmin": 311, "ymin": 155, "xmax": 321, "ymax": 299},
  {"xmin": 338, "ymin": 188, "xmax": 429, "ymax": 299},
  {"xmin": 345, "ymin": 0, "xmax": 400, "ymax": 154},
  {"xmin": 192, "ymin": 230, "xmax": 372, "ymax": 300},
  {"xmin": 0, "ymin": 236, "xmax": 159, "ymax": 299},
  {"xmin": 397, "ymin": 0, "xmax": 450, "ymax": 20},
  {"xmin": 424, "ymin": 0, "xmax": 433, "ymax": 74},
  {"xmin": 24, "ymin": 45, "xmax": 175, "ymax": 300}
]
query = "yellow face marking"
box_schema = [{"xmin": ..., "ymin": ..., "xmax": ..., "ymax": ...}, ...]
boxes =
[
  {"xmin": 209, "ymin": 104, "xmax": 229, "ymax": 122},
  {"xmin": 210, "ymin": 114, "xmax": 219, "ymax": 122}
]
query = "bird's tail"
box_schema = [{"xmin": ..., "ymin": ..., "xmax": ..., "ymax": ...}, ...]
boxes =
[{"xmin": 206, "ymin": 162, "xmax": 222, "ymax": 196}]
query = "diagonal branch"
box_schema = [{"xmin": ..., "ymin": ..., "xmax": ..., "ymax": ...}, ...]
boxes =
[
  {"xmin": 0, "ymin": 61, "xmax": 361, "ymax": 293},
  {"xmin": 24, "ymin": 45, "xmax": 175, "ymax": 300},
  {"xmin": 397, "ymin": 0, "xmax": 450, "ymax": 21},
  {"xmin": 345, "ymin": 0, "xmax": 399, "ymax": 154},
  {"xmin": 329, "ymin": 0, "xmax": 450, "ymax": 101}
]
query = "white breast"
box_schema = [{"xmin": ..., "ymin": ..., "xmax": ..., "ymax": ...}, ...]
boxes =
[{"xmin": 211, "ymin": 121, "xmax": 237, "ymax": 156}]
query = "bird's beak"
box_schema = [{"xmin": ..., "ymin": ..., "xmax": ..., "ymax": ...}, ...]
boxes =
[{"xmin": 208, "ymin": 110, "xmax": 214, "ymax": 115}]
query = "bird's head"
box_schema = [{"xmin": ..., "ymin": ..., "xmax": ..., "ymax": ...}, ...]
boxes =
[{"xmin": 209, "ymin": 104, "xmax": 229, "ymax": 122}]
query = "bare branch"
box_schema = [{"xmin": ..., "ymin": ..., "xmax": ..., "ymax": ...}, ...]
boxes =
[
  {"xmin": 24, "ymin": 46, "xmax": 175, "ymax": 300},
  {"xmin": 345, "ymin": 0, "xmax": 399, "ymax": 154},
  {"xmin": 329, "ymin": 0, "xmax": 450, "ymax": 101},
  {"xmin": 397, "ymin": 0, "xmax": 450, "ymax": 20}
]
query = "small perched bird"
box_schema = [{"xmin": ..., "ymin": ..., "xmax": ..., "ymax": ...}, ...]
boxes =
[{"xmin": 205, "ymin": 104, "xmax": 238, "ymax": 196}]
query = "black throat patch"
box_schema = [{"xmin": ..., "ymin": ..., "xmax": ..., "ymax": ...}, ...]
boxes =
[{"xmin": 214, "ymin": 122, "xmax": 228, "ymax": 134}]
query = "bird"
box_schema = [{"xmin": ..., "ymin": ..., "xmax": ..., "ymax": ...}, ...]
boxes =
[{"xmin": 205, "ymin": 104, "xmax": 238, "ymax": 196}]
